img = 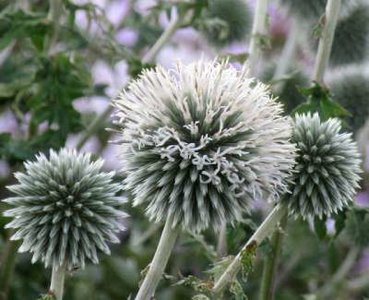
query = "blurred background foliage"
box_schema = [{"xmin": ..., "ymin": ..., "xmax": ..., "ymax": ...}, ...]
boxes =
[{"xmin": 1, "ymin": 0, "xmax": 369, "ymax": 299}]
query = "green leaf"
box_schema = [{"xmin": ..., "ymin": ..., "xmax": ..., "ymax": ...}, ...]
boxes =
[{"xmin": 292, "ymin": 82, "xmax": 351, "ymax": 120}]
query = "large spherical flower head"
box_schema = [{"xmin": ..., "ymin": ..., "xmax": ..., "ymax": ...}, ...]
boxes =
[
  {"xmin": 113, "ymin": 60, "xmax": 296, "ymax": 233},
  {"xmin": 287, "ymin": 113, "xmax": 361, "ymax": 219},
  {"xmin": 2, "ymin": 149, "xmax": 127, "ymax": 270}
]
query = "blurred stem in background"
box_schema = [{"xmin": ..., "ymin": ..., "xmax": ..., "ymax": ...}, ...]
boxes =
[
  {"xmin": 258, "ymin": 213, "xmax": 288, "ymax": 300},
  {"xmin": 76, "ymin": 6, "xmax": 185, "ymax": 151},
  {"xmin": 248, "ymin": 0, "xmax": 269, "ymax": 74}
]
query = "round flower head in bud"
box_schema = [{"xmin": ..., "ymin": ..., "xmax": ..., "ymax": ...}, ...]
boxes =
[
  {"xmin": 329, "ymin": 71, "xmax": 369, "ymax": 133},
  {"xmin": 330, "ymin": 5, "xmax": 369, "ymax": 66},
  {"xmin": 287, "ymin": 113, "xmax": 361, "ymax": 219},
  {"xmin": 2, "ymin": 149, "xmax": 127, "ymax": 270},
  {"xmin": 200, "ymin": 0, "xmax": 252, "ymax": 47},
  {"xmin": 113, "ymin": 60, "xmax": 296, "ymax": 233},
  {"xmin": 280, "ymin": 0, "xmax": 327, "ymax": 22}
]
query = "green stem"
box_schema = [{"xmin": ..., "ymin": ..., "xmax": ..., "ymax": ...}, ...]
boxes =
[
  {"xmin": 248, "ymin": 0, "xmax": 269, "ymax": 74},
  {"xmin": 316, "ymin": 247, "xmax": 359, "ymax": 299},
  {"xmin": 258, "ymin": 212, "xmax": 288, "ymax": 300},
  {"xmin": 0, "ymin": 239, "xmax": 19, "ymax": 300},
  {"xmin": 49, "ymin": 265, "xmax": 65, "ymax": 300},
  {"xmin": 135, "ymin": 215, "xmax": 179, "ymax": 300},
  {"xmin": 312, "ymin": 0, "xmax": 342, "ymax": 83},
  {"xmin": 212, "ymin": 203, "xmax": 288, "ymax": 295},
  {"xmin": 216, "ymin": 222, "xmax": 227, "ymax": 258}
]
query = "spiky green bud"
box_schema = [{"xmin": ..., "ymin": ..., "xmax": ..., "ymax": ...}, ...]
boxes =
[
  {"xmin": 286, "ymin": 113, "xmax": 361, "ymax": 219},
  {"xmin": 113, "ymin": 60, "xmax": 296, "ymax": 232},
  {"xmin": 329, "ymin": 71, "xmax": 369, "ymax": 132},
  {"xmin": 330, "ymin": 5, "xmax": 369, "ymax": 66},
  {"xmin": 2, "ymin": 149, "xmax": 127, "ymax": 270},
  {"xmin": 199, "ymin": 0, "xmax": 252, "ymax": 47}
]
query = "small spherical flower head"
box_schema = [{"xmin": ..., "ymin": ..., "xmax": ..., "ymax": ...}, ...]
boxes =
[
  {"xmin": 200, "ymin": 0, "xmax": 252, "ymax": 47},
  {"xmin": 330, "ymin": 5, "xmax": 369, "ymax": 66},
  {"xmin": 287, "ymin": 113, "xmax": 361, "ymax": 219},
  {"xmin": 113, "ymin": 59, "xmax": 296, "ymax": 233},
  {"xmin": 2, "ymin": 149, "xmax": 127, "ymax": 270},
  {"xmin": 329, "ymin": 71, "xmax": 369, "ymax": 132},
  {"xmin": 281, "ymin": 0, "xmax": 327, "ymax": 22}
]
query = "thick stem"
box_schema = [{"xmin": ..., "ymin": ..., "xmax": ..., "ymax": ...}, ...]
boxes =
[
  {"xmin": 258, "ymin": 212, "xmax": 288, "ymax": 300},
  {"xmin": 49, "ymin": 265, "xmax": 65, "ymax": 300},
  {"xmin": 212, "ymin": 203, "xmax": 287, "ymax": 295},
  {"xmin": 135, "ymin": 216, "xmax": 179, "ymax": 300},
  {"xmin": 216, "ymin": 223, "xmax": 227, "ymax": 258},
  {"xmin": 312, "ymin": 0, "xmax": 342, "ymax": 84},
  {"xmin": 0, "ymin": 239, "xmax": 19, "ymax": 300},
  {"xmin": 248, "ymin": 0, "xmax": 269, "ymax": 74}
]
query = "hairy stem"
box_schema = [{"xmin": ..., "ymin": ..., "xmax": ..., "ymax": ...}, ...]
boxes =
[
  {"xmin": 313, "ymin": 0, "xmax": 342, "ymax": 83},
  {"xmin": 212, "ymin": 203, "xmax": 288, "ymax": 295},
  {"xmin": 248, "ymin": 0, "xmax": 269, "ymax": 74},
  {"xmin": 217, "ymin": 223, "xmax": 227, "ymax": 258},
  {"xmin": 258, "ymin": 212, "xmax": 288, "ymax": 300},
  {"xmin": 49, "ymin": 265, "xmax": 65, "ymax": 300},
  {"xmin": 135, "ymin": 215, "xmax": 179, "ymax": 300}
]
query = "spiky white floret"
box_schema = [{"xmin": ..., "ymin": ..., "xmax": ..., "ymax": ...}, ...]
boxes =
[
  {"xmin": 3, "ymin": 149, "xmax": 127, "ymax": 270},
  {"xmin": 113, "ymin": 60, "xmax": 296, "ymax": 232},
  {"xmin": 287, "ymin": 113, "xmax": 361, "ymax": 219}
]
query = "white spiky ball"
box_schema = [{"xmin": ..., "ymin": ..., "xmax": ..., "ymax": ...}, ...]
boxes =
[
  {"xmin": 2, "ymin": 149, "xmax": 127, "ymax": 270},
  {"xmin": 113, "ymin": 60, "xmax": 296, "ymax": 232},
  {"xmin": 287, "ymin": 113, "xmax": 361, "ymax": 219}
]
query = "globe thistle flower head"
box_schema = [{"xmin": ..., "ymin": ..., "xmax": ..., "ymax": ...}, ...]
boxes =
[
  {"xmin": 329, "ymin": 71, "xmax": 369, "ymax": 133},
  {"xmin": 3, "ymin": 149, "xmax": 127, "ymax": 270},
  {"xmin": 287, "ymin": 113, "xmax": 361, "ymax": 219},
  {"xmin": 330, "ymin": 5, "xmax": 369, "ymax": 66},
  {"xmin": 200, "ymin": 0, "xmax": 252, "ymax": 47},
  {"xmin": 113, "ymin": 59, "xmax": 296, "ymax": 233}
]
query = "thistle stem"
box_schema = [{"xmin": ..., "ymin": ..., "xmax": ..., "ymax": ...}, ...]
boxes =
[
  {"xmin": 248, "ymin": 0, "xmax": 269, "ymax": 74},
  {"xmin": 313, "ymin": 0, "xmax": 342, "ymax": 83},
  {"xmin": 212, "ymin": 203, "xmax": 288, "ymax": 295},
  {"xmin": 258, "ymin": 212, "xmax": 288, "ymax": 300},
  {"xmin": 135, "ymin": 215, "xmax": 180, "ymax": 300},
  {"xmin": 217, "ymin": 222, "xmax": 227, "ymax": 257},
  {"xmin": 49, "ymin": 265, "xmax": 65, "ymax": 300}
]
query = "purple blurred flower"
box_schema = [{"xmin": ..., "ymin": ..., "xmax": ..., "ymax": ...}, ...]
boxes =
[
  {"xmin": 0, "ymin": 109, "xmax": 18, "ymax": 134},
  {"xmin": 115, "ymin": 28, "xmax": 138, "ymax": 46}
]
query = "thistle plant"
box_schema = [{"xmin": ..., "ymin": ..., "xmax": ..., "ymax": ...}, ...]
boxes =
[
  {"xmin": 113, "ymin": 59, "xmax": 296, "ymax": 299},
  {"xmin": 2, "ymin": 148, "xmax": 127, "ymax": 300},
  {"xmin": 213, "ymin": 113, "xmax": 362, "ymax": 294},
  {"xmin": 286, "ymin": 113, "xmax": 362, "ymax": 219}
]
